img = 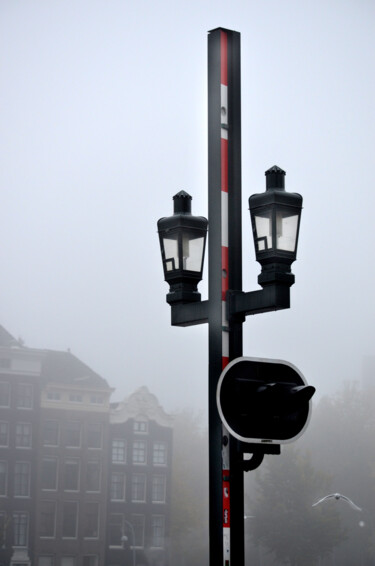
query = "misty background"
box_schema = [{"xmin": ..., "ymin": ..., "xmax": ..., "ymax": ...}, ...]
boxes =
[{"xmin": 1, "ymin": 0, "xmax": 374, "ymax": 415}]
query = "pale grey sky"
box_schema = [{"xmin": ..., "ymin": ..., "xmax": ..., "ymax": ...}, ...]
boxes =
[{"xmin": 1, "ymin": 0, "xmax": 374, "ymax": 414}]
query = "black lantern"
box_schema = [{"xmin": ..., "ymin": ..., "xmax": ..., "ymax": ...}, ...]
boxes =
[
  {"xmin": 249, "ymin": 166, "xmax": 302, "ymax": 287},
  {"xmin": 157, "ymin": 191, "xmax": 208, "ymax": 304}
]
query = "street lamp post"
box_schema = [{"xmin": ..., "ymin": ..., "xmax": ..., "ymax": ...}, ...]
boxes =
[
  {"xmin": 121, "ymin": 520, "xmax": 136, "ymax": 566},
  {"xmin": 157, "ymin": 28, "xmax": 304, "ymax": 566}
]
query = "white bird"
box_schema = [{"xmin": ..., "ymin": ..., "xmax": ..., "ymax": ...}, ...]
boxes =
[{"xmin": 312, "ymin": 493, "xmax": 362, "ymax": 511}]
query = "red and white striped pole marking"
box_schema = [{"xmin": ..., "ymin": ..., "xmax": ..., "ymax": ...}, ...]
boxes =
[{"xmin": 220, "ymin": 29, "xmax": 231, "ymax": 566}]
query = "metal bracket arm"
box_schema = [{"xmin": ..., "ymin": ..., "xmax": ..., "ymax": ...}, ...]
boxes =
[
  {"xmin": 171, "ymin": 300, "xmax": 209, "ymax": 327},
  {"xmin": 170, "ymin": 283, "xmax": 291, "ymax": 326},
  {"xmin": 241, "ymin": 443, "xmax": 281, "ymax": 472},
  {"xmin": 227, "ymin": 284, "xmax": 291, "ymax": 320}
]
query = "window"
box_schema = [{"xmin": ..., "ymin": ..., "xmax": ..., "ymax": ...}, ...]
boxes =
[
  {"xmin": 69, "ymin": 394, "xmax": 82, "ymax": 403},
  {"xmin": 0, "ymin": 462, "xmax": 7, "ymax": 496},
  {"xmin": 109, "ymin": 513, "xmax": 123, "ymax": 547},
  {"xmin": 62, "ymin": 501, "xmax": 78, "ymax": 538},
  {"xmin": 151, "ymin": 515, "xmax": 165, "ymax": 548},
  {"xmin": 61, "ymin": 558, "xmax": 75, "ymax": 566},
  {"xmin": 110, "ymin": 472, "xmax": 125, "ymax": 501},
  {"xmin": 0, "ymin": 422, "xmax": 9, "ymax": 446},
  {"xmin": 133, "ymin": 441, "xmax": 147, "ymax": 464},
  {"xmin": 112, "ymin": 439, "xmax": 126, "ymax": 463},
  {"xmin": 0, "ymin": 512, "xmax": 6, "ymax": 548},
  {"xmin": 42, "ymin": 420, "xmax": 59, "ymax": 446},
  {"xmin": 38, "ymin": 557, "xmax": 54, "ymax": 566},
  {"xmin": 133, "ymin": 420, "xmax": 148, "ymax": 433},
  {"xmin": 83, "ymin": 557, "xmax": 98, "ymax": 566},
  {"xmin": 13, "ymin": 512, "xmax": 28, "ymax": 546},
  {"xmin": 131, "ymin": 514, "xmax": 145, "ymax": 548},
  {"xmin": 86, "ymin": 461, "xmax": 101, "ymax": 492},
  {"xmin": 83, "ymin": 502, "xmax": 99, "ymax": 538},
  {"xmin": 41, "ymin": 458, "xmax": 58, "ymax": 490},
  {"xmin": 15, "ymin": 423, "xmax": 32, "ymax": 448},
  {"xmin": 64, "ymin": 459, "xmax": 79, "ymax": 491},
  {"xmin": 16, "ymin": 383, "xmax": 33, "ymax": 409},
  {"xmin": 152, "ymin": 475, "xmax": 166, "ymax": 503},
  {"xmin": 87, "ymin": 423, "xmax": 102, "ymax": 449},
  {"xmin": 14, "ymin": 462, "xmax": 30, "ymax": 497},
  {"xmin": 153, "ymin": 442, "xmax": 167, "ymax": 465},
  {"xmin": 39, "ymin": 501, "xmax": 56, "ymax": 538},
  {"xmin": 0, "ymin": 382, "xmax": 10, "ymax": 407},
  {"xmin": 90, "ymin": 395, "xmax": 104, "ymax": 405},
  {"xmin": 64, "ymin": 421, "xmax": 81, "ymax": 448},
  {"xmin": 131, "ymin": 474, "xmax": 146, "ymax": 502},
  {"xmin": 47, "ymin": 391, "xmax": 60, "ymax": 401}
]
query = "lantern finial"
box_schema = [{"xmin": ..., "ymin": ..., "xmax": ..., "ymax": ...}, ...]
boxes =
[
  {"xmin": 265, "ymin": 166, "xmax": 285, "ymax": 190},
  {"xmin": 173, "ymin": 191, "xmax": 192, "ymax": 214}
]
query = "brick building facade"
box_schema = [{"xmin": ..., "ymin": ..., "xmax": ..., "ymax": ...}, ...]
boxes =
[{"xmin": 0, "ymin": 327, "xmax": 173, "ymax": 566}]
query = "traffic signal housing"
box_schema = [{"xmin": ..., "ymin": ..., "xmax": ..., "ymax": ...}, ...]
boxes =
[{"xmin": 217, "ymin": 357, "xmax": 315, "ymax": 444}]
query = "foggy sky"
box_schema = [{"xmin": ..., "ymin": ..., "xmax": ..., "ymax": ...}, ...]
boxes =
[{"xmin": 1, "ymin": 0, "xmax": 374, "ymax": 415}]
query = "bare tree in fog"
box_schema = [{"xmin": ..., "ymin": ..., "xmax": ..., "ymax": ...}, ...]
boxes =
[
  {"xmin": 249, "ymin": 447, "xmax": 345, "ymax": 566},
  {"xmin": 303, "ymin": 381, "xmax": 375, "ymax": 565}
]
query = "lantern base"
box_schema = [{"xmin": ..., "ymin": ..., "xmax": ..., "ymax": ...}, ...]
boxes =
[
  {"xmin": 166, "ymin": 282, "xmax": 202, "ymax": 305},
  {"xmin": 258, "ymin": 263, "xmax": 295, "ymax": 288},
  {"xmin": 166, "ymin": 291, "xmax": 202, "ymax": 305}
]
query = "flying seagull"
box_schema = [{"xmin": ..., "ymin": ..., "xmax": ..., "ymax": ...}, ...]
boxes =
[{"xmin": 312, "ymin": 493, "xmax": 362, "ymax": 511}]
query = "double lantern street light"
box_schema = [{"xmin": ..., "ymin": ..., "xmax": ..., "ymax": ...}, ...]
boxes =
[
  {"xmin": 157, "ymin": 25, "xmax": 312, "ymax": 566},
  {"xmin": 158, "ymin": 165, "xmax": 302, "ymax": 308}
]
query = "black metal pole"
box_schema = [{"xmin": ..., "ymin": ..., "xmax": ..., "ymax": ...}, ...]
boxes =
[
  {"xmin": 208, "ymin": 27, "xmax": 244, "ymax": 566},
  {"xmin": 226, "ymin": 31, "xmax": 245, "ymax": 566},
  {"xmin": 207, "ymin": 27, "xmax": 224, "ymax": 566}
]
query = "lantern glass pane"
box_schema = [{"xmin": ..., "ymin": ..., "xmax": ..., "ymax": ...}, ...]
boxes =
[
  {"xmin": 163, "ymin": 236, "xmax": 179, "ymax": 271},
  {"xmin": 276, "ymin": 211, "xmax": 299, "ymax": 252},
  {"xmin": 254, "ymin": 212, "xmax": 272, "ymax": 252},
  {"xmin": 182, "ymin": 233, "xmax": 205, "ymax": 272}
]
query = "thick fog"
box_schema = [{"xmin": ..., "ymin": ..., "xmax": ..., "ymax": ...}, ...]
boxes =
[{"xmin": 1, "ymin": 1, "xmax": 374, "ymax": 414}]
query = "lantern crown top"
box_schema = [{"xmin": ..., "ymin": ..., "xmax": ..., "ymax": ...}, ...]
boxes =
[
  {"xmin": 173, "ymin": 191, "xmax": 192, "ymax": 214},
  {"xmin": 265, "ymin": 166, "xmax": 286, "ymax": 191}
]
